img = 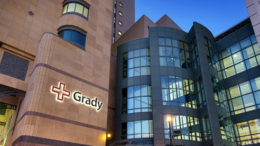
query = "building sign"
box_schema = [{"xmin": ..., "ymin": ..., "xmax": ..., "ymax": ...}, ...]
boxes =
[{"xmin": 51, "ymin": 82, "xmax": 103, "ymax": 112}]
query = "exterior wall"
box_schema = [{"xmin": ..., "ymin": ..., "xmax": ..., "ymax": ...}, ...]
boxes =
[
  {"xmin": 0, "ymin": 0, "xmax": 114, "ymax": 145},
  {"xmin": 113, "ymin": 0, "xmax": 135, "ymax": 42},
  {"xmin": 245, "ymin": 0, "xmax": 260, "ymax": 47}
]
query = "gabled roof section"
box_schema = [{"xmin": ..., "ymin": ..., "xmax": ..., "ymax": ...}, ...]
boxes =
[{"xmin": 156, "ymin": 14, "xmax": 183, "ymax": 31}]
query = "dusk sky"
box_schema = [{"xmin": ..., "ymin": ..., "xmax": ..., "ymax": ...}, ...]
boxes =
[{"xmin": 135, "ymin": 0, "xmax": 249, "ymax": 36}]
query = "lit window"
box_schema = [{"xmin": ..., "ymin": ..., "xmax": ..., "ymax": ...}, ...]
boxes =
[
  {"xmin": 58, "ymin": 28, "xmax": 86, "ymax": 50},
  {"xmin": 114, "ymin": 8, "xmax": 116, "ymax": 13},
  {"xmin": 118, "ymin": 31, "xmax": 122, "ymax": 35},
  {"xmin": 119, "ymin": 21, "xmax": 122, "ymax": 26},
  {"xmin": 119, "ymin": 2, "xmax": 123, "ymax": 7},
  {"xmin": 113, "ymin": 37, "xmax": 115, "ymax": 43},
  {"xmin": 62, "ymin": 1, "xmax": 89, "ymax": 20},
  {"xmin": 119, "ymin": 11, "xmax": 122, "ymax": 16}
]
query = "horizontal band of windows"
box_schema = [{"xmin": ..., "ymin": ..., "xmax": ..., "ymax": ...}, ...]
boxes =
[
  {"xmin": 62, "ymin": 2, "xmax": 89, "ymax": 20},
  {"xmin": 63, "ymin": 0, "xmax": 90, "ymax": 8},
  {"xmin": 58, "ymin": 29, "xmax": 86, "ymax": 51}
]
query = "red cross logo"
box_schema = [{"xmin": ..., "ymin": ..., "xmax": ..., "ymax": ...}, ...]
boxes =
[{"xmin": 51, "ymin": 82, "xmax": 70, "ymax": 102}]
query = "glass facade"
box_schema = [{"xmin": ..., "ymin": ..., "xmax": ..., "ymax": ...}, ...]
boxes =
[
  {"xmin": 161, "ymin": 76, "xmax": 197, "ymax": 109},
  {"xmin": 121, "ymin": 120, "xmax": 153, "ymax": 139},
  {"xmin": 123, "ymin": 48, "xmax": 150, "ymax": 78},
  {"xmin": 164, "ymin": 115, "xmax": 202, "ymax": 142},
  {"xmin": 62, "ymin": 2, "xmax": 89, "ymax": 19},
  {"xmin": 196, "ymin": 77, "xmax": 206, "ymax": 108},
  {"xmin": 225, "ymin": 77, "xmax": 260, "ymax": 115},
  {"xmin": 190, "ymin": 37, "xmax": 200, "ymax": 70},
  {"xmin": 219, "ymin": 35, "xmax": 259, "ymax": 79},
  {"xmin": 122, "ymin": 85, "xmax": 152, "ymax": 114},
  {"xmin": 158, "ymin": 38, "xmax": 191, "ymax": 69},
  {"xmin": 234, "ymin": 119, "xmax": 260, "ymax": 145},
  {"xmin": 212, "ymin": 77, "xmax": 229, "ymax": 111}
]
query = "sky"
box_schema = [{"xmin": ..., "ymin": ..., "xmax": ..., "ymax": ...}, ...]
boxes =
[{"xmin": 135, "ymin": 0, "xmax": 249, "ymax": 37}]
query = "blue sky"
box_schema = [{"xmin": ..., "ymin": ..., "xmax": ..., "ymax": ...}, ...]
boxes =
[{"xmin": 135, "ymin": 0, "xmax": 249, "ymax": 37}]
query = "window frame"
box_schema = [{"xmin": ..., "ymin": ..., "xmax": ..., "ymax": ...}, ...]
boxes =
[
  {"xmin": 62, "ymin": 0, "xmax": 90, "ymax": 20},
  {"xmin": 58, "ymin": 26, "xmax": 87, "ymax": 50}
]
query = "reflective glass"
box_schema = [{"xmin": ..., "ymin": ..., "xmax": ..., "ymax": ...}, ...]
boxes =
[
  {"xmin": 242, "ymin": 46, "xmax": 254, "ymax": 59},
  {"xmin": 68, "ymin": 3, "xmax": 75, "ymax": 12},
  {"xmin": 135, "ymin": 121, "xmax": 141, "ymax": 134},
  {"xmin": 159, "ymin": 38, "xmax": 165, "ymax": 45},
  {"xmin": 173, "ymin": 48, "xmax": 180, "ymax": 58},
  {"xmin": 79, "ymin": 34, "xmax": 86, "ymax": 46},
  {"xmin": 229, "ymin": 86, "xmax": 241, "ymax": 98},
  {"xmin": 159, "ymin": 47, "xmax": 166, "ymax": 56},
  {"xmin": 250, "ymin": 35, "xmax": 257, "ymax": 44},
  {"xmin": 254, "ymin": 91, "xmax": 260, "ymax": 104},
  {"xmin": 127, "ymin": 98, "xmax": 133, "ymax": 109},
  {"xmin": 160, "ymin": 57, "xmax": 167, "ymax": 66},
  {"xmin": 63, "ymin": 30, "xmax": 71, "ymax": 41},
  {"xmin": 71, "ymin": 31, "xmax": 80, "ymax": 44},
  {"xmin": 225, "ymin": 67, "xmax": 235, "ymax": 78},
  {"xmin": 161, "ymin": 76, "xmax": 168, "ymax": 88},
  {"xmin": 167, "ymin": 58, "xmax": 174, "ymax": 66},
  {"xmin": 128, "ymin": 59, "xmax": 133, "ymax": 68},
  {"xmin": 230, "ymin": 43, "xmax": 241, "ymax": 53},
  {"xmin": 166, "ymin": 47, "xmax": 173, "ymax": 56},
  {"xmin": 253, "ymin": 43, "xmax": 260, "ymax": 55},
  {"xmin": 242, "ymin": 94, "xmax": 255, "ymax": 108},
  {"xmin": 245, "ymin": 57, "xmax": 257, "ymax": 69},
  {"xmin": 128, "ymin": 87, "xmax": 133, "ymax": 97},
  {"xmin": 172, "ymin": 39, "xmax": 178, "ymax": 47},
  {"xmin": 235, "ymin": 62, "xmax": 246, "ymax": 74},
  {"xmin": 134, "ymin": 50, "xmax": 140, "ymax": 57},
  {"xmin": 140, "ymin": 57, "xmax": 147, "ymax": 66},
  {"xmin": 237, "ymin": 122, "xmax": 250, "ymax": 136},
  {"xmin": 232, "ymin": 51, "xmax": 243, "ymax": 64},
  {"xmin": 239, "ymin": 81, "xmax": 252, "ymax": 95},
  {"xmin": 75, "ymin": 4, "xmax": 83, "ymax": 14},
  {"xmin": 140, "ymin": 49, "xmax": 147, "ymax": 56},
  {"xmin": 168, "ymin": 76, "xmax": 176, "ymax": 88},
  {"xmin": 221, "ymin": 48, "xmax": 231, "ymax": 58},
  {"xmin": 127, "ymin": 122, "xmax": 134, "ymax": 134},
  {"xmin": 165, "ymin": 38, "xmax": 172, "ymax": 46},
  {"xmin": 249, "ymin": 119, "xmax": 260, "ymax": 134},
  {"xmin": 223, "ymin": 56, "xmax": 233, "ymax": 68},
  {"xmin": 175, "ymin": 58, "xmax": 181, "ymax": 67},
  {"xmin": 63, "ymin": 4, "xmax": 68, "ymax": 14},
  {"xmin": 83, "ymin": 7, "xmax": 88, "ymax": 17},
  {"xmin": 240, "ymin": 38, "xmax": 251, "ymax": 49},
  {"xmin": 134, "ymin": 58, "xmax": 140, "ymax": 67},
  {"xmin": 128, "ymin": 51, "xmax": 134, "ymax": 58},
  {"xmin": 251, "ymin": 77, "xmax": 260, "ymax": 91},
  {"xmin": 140, "ymin": 67, "xmax": 147, "ymax": 75},
  {"xmin": 127, "ymin": 69, "xmax": 133, "ymax": 77}
]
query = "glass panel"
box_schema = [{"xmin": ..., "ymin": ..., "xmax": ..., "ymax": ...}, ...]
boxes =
[
  {"xmin": 140, "ymin": 49, "xmax": 147, "ymax": 56},
  {"xmin": 167, "ymin": 58, "xmax": 174, "ymax": 66},
  {"xmin": 127, "ymin": 122, "xmax": 134, "ymax": 134},
  {"xmin": 232, "ymin": 97, "xmax": 244, "ymax": 110},
  {"xmin": 75, "ymin": 4, "xmax": 83, "ymax": 14},
  {"xmin": 249, "ymin": 119, "xmax": 260, "ymax": 134},
  {"xmin": 63, "ymin": 4, "xmax": 68, "ymax": 14},
  {"xmin": 63, "ymin": 30, "xmax": 71, "ymax": 41},
  {"xmin": 237, "ymin": 122, "xmax": 250, "ymax": 136},
  {"xmin": 128, "ymin": 59, "xmax": 134, "ymax": 68},
  {"xmin": 239, "ymin": 81, "xmax": 252, "ymax": 95},
  {"xmin": 160, "ymin": 57, "xmax": 167, "ymax": 66},
  {"xmin": 245, "ymin": 57, "xmax": 257, "ymax": 69},
  {"xmin": 165, "ymin": 38, "xmax": 172, "ymax": 46},
  {"xmin": 250, "ymin": 35, "xmax": 257, "ymax": 44},
  {"xmin": 83, "ymin": 7, "xmax": 89, "ymax": 17},
  {"xmin": 225, "ymin": 67, "xmax": 235, "ymax": 78},
  {"xmin": 159, "ymin": 38, "xmax": 165, "ymax": 45},
  {"xmin": 162, "ymin": 89, "xmax": 169, "ymax": 101},
  {"xmin": 222, "ymin": 56, "xmax": 233, "ymax": 68},
  {"xmin": 140, "ymin": 57, "xmax": 147, "ymax": 66},
  {"xmin": 159, "ymin": 47, "xmax": 166, "ymax": 56},
  {"xmin": 79, "ymin": 34, "xmax": 86, "ymax": 47},
  {"xmin": 141, "ymin": 97, "xmax": 148, "ymax": 108},
  {"xmin": 230, "ymin": 43, "xmax": 241, "ymax": 53},
  {"xmin": 175, "ymin": 58, "xmax": 181, "ymax": 67},
  {"xmin": 242, "ymin": 94, "xmax": 255, "ymax": 108},
  {"xmin": 173, "ymin": 48, "xmax": 180, "ymax": 58},
  {"xmin": 141, "ymin": 85, "xmax": 148, "ymax": 96},
  {"xmin": 232, "ymin": 51, "xmax": 243, "ymax": 64},
  {"xmin": 257, "ymin": 55, "xmax": 260, "ymax": 64},
  {"xmin": 140, "ymin": 67, "xmax": 147, "ymax": 75},
  {"xmin": 235, "ymin": 62, "xmax": 245, "ymax": 74},
  {"xmin": 161, "ymin": 76, "xmax": 168, "ymax": 88},
  {"xmin": 127, "ymin": 98, "xmax": 133, "ymax": 109},
  {"xmin": 168, "ymin": 76, "xmax": 176, "ymax": 88},
  {"xmin": 172, "ymin": 39, "xmax": 178, "ymax": 47},
  {"xmin": 251, "ymin": 77, "xmax": 260, "ymax": 91},
  {"xmin": 128, "ymin": 69, "xmax": 133, "ymax": 77},
  {"xmin": 253, "ymin": 43, "xmax": 260, "ymax": 54},
  {"xmin": 128, "ymin": 87, "xmax": 134, "ymax": 97},
  {"xmin": 67, "ymin": 3, "xmax": 76, "ymax": 12},
  {"xmin": 221, "ymin": 48, "xmax": 231, "ymax": 58},
  {"xmin": 71, "ymin": 31, "xmax": 80, "ymax": 44},
  {"xmin": 134, "ymin": 50, "xmax": 140, "ymax": 57},
  {"xmin": 128, "ymin": 51, "xmax": 134, "ymax": 59},
  {"xmin": 240, "ymin": 38, "xmax": 251, "ymax": 49},
  {"xmin": 134, "ymin": 58, "xmax": 140, "ymax": 67},
  {"xmin": 135, "ymin": 121, "xmax": 141, "ymax": 134},
  {"xmin": 254, "ymin": 91, "xmax": 260, "ymax": 104},
  {"xmin": 229, "ymin": 85, "xmax": 241, "ymax": 98},
  {"xmin": 242, "ymin": 46, "xmax": 254, "ymax": 59},
  {"xmin": 166, "ymin": 47, "xmax": 173, "ymax": 56},
  {"xmin": 134, "ymin": 97, "xmax": 141, "ymax": 108}
]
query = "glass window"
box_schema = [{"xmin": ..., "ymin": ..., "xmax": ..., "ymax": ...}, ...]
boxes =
[
  {"xmin": 160, "ymin": 57, "xmax": 167, "ymax": 66},
  {"xmin": 173, "ymin": 48, "xmax": 180, "ymax": 58},
  {"xmin": 245, "ymin": 57, "xmax": 257, "ymax": 69},
  {"xmin": 229, "ymin": 86, "xmax": 241, "ymax": 98},
  {"xmin": 221, "ymin": 48, "xmax": 231, "ymax": 58},
  {"xmin": 224, "ymin": 67, "xmax": 235, "ymax": 78},
  {"xmin": 58, "ymin": 29, "xmax": 86, "ymax": 49},
  {"xmin": 223, "ymin": 56, "xmax": 233, "ymax": 68},
  {"xmin": 249, "ymin": 119, "xmax": 260, "ymax": 134},
  {"xmin": 239, "ymin": 81, "xmax": 252, "ymax": 95},
  {"xmin": 63, "ymin": 2, "xmax": 89, "ymax": 19},
  {"xmin": 166, "ymin": 47, "xmax": 173, "ymax": 56},
  {"xmin": 253, "ymin": 43, "xmax": 260, "ymax": 55},
  {"xmin": 232, "ymin": 51, "xmax": 243, "ymax": 64},
  {"xmin": 237, "ymin": 122, "xmax": 250, "ymax": 136},
  {"xmin": 159, "ymin": 38, "xmax": 165, "ymax": 45},
  {"xmin": 240, "ymin": 38, "xmax": 251, "ymax": 49},
  {"xmin": 230, "ymin": 43, "xmax": 241, "ymax": 53},
  {"xmin": 172, "ymin": 39, "xmax": 178, "ymax": 47},
  {"xmin": 122, "ymin": 120, "xmax": 153, "ymax": 139},
  {"xmin": 159, "ymin": 47, "xmax": 166, "ymax": 56},
  {"xmin": 232, "ymin": 97, "xmax": 244, "ymax": 110},
  {"xmin": 242, "ymin": 94, "xmax": 255, "ymax": 108},
  {"xmin": 165, "ymin": 38, "xmax": 172, "ymax": 46},
  {"xmin": 254, "ymin": 91, "xmax": 260, "ymax": 104},
  {"xmin": 242, "ymin": 46, "xmax": 254, "ymax": 59},
  {"xmin": 251, "ymin": 77, "xmax": 260, "ymax": 91},
  {"xmin": 235, "ymin": 62, "xmax": 245, "ymax": 74}
]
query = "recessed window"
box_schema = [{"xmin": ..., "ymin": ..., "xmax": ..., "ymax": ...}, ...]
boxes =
[
  {"xmin": 119, "ymin": 21, "xmax": 122, "ymax": 26},
  {"xmin": 58, "ymin": 27, "xmax": 86, "ymax": 50},
  {"xmin": 119, "ymin": 2, "xmax": 123, "ymax": 7},
  {"xmin": 118, "ymin": 31, "xmax": 122, "ymax": 35},
  {"xmin": 62, "ymin": 1, "xmax": 89, "ymax": 20},
  {"xmin": 114, "ymin": 8, "xmax": 116, "ymax": 13},
  {"xmin": 119, "ymin": 11, "xmax": 123, "ymax": 16}
]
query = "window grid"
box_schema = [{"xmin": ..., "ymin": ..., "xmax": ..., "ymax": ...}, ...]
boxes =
[
  {"xmin": 158, "ymin": 38, "xmax": 191, "ymax": 69},
  {"xmin": 212, "ymin": 77, "xmax": 229, "ymax": 111},
  {"xmin": 234, "ymin": 119, "xmax": 260, "ymax": 145},
  {"xmin": 161, "ymin": 76, "xmax": 197, "ymax": 109},
  {"xmin": 164, "ymin": 115, "xmax": 202, "ymax": 142},
  {"xmin": 190, "ymin": 37, "xmax": 200, "ymax": 70},
  {"xmin": 219, "ymin": 116, "xmax": 235, "ymax": 142},
  {"xmin": 62, "ymin": 2, "xmax": 89, "ymax": 19},
  {"xmin": 123, "ymin": 49, "xmax": 150, "ymax": 78},
  {"xmin": 121, "ymin": 120, "xmax": 153, "ymax": 139},
  {"xmin": 122, "ymin": 85, "xmax": 152, "ymax": 114},
  {"xmin": 225, "ymin": 76, "xmax": 260, "ymax": 116},
  {"xmin": 219, "ymin": 35, "xmax": 259, "ymax": 79}
]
